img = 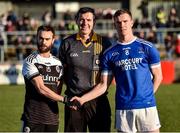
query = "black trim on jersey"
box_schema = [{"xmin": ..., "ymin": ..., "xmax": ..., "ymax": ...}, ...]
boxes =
[
  {"xmin": 52, "ymin": 56, "xmax": 61, "ymax": 61},
  {"xmin": 26, "ymin": 52, "xmax": 37, "ymax": 63},
  {"xmin": 28, "ymin": 73, "xmax": 40, "ymax": 80},
  {"xmin": 59, "ymin": 33, "xmax": 112, "ymax": 96}
]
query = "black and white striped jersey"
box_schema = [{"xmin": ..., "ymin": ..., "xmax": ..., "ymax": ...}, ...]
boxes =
[{"xmin": 21, "ymin": 51, "xmax": 63, "ymax": 125}]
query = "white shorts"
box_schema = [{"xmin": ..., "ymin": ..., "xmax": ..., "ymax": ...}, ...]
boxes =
[{"xmin": 115, "ymin": 106, "xmax": 161, "ymax": 132}]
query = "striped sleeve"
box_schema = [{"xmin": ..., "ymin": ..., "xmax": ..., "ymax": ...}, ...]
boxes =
[{"xmin": 22, "ymin": 54, "xmax": 40, "ymax": 80}]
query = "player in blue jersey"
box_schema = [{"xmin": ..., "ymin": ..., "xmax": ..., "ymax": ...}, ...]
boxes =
[{"xmin": 71, "ymin": 9, "xmax": 163, "ymax": 132}]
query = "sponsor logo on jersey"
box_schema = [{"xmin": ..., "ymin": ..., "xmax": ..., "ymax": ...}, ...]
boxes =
[
  {"xmin": 138, "ymin": 47, "xmax": 145, "ymax": 54},
  {"xmin": 46, "ymin": 66, "xmax": 51, "ymax": 72},
  {"xmin": 82, "ymin": 50, "xmax": 91, "ymax": 53},
  {"xmin": 112, "ymin": 52, "xmax": 119, "ymax": 56},
  {"xmin": 123, "ymin": 47, "xmax": 131, "ymax": 55},
  {"xmin": 115, "ymin": 58, "xmax": 143, "ymax": 71},
  {"xmin": 38, "ymin": 65, "xmax": 43, "ymax": 69},
  {"xmin": 125, "ymin": 49, "xmax": 129, "ymax": 55},
  {"xmin": 56, "ymin": 66, "xmax": 60, "ymax": 73},
  {"xmin": 42, "ymin": 74, "xmax": 59, "ymax": 82},
  {"xmin": 95, "ymin": 59, "xmax": 100, "ymax": 65},
  {"xmin": 70, "ymin": 53, "xmax": 78, "ymax": 57}
]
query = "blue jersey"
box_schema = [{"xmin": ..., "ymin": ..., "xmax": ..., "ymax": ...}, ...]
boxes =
[{"xmin": 101, "ymin": 37, "xmax": 161, "ymax": 110}]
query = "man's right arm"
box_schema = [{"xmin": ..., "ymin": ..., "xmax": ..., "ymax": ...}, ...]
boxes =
[
  {"xmin": 31, "ymin": 76, "xmax": 64, "ymax": 102},
  {"xmin": 71, "ymin": 74, "xmax": 113, "ymax": 105},
  {"xmin": 32, "ymin": 76, "xmax": 75, "ymax": 106},
  {"xmin": 22, "ymin": 55, "xmax": 65, "ymax": 103}
]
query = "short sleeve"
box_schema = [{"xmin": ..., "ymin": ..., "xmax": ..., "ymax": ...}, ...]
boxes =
[
  {"xmin": 22, "ymin": 59, "xmax": 40, "ymax": 80},
  {"xmin": 148, "ymin": 45, "xmax": 161, "ymax": 67},
  {"xmin": 101, "ymin": 52, "xmax": 113, "ymax": 75}
]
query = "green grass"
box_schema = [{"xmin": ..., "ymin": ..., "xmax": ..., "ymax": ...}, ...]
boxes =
[
  {"xmin": 156, "ymin": 84, "xmax": 180, "ymax": 132},
  {"xmin": 0, "ymin": 84, "xmax": 180, "ymax": 132}
]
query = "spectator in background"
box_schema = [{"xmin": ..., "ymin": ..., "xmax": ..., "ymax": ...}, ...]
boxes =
[
  {"xmin": 156, "ymin": 7, "xmax": 166, "ymax": 28},
  {"xmin": 147, "ymin": 29, "xmax": 158, "ymax": 44},
  {"xmin": 107, "ymin": 31, "xmax": 116, "ymax": 44},
  {"xmin": 57, "ymin": 20, "xmax": 66, "ymax": 31},
  {"xmin": 63, "ymin": 11, "xmax": 78, "ymax": 31},
  {"xmin": 30, "ymin": 18, "xmax": 40, "ymax": 31},
  {"xmin": 22, "ymin": 12, "xmax": 31, "ymax": 31},
  {"xmin": 16, "ymin": 19, "xmax": 25, "ymax": 31},
  {"xmin": 16, "ymin": 12, "xmax": 31, "ymax": 31},
  {"xmin": 63, "ymin": 10, "xmax": 73, "ymax": 30},
  {"xmin": 0, "ymin": 34, "xmax": 4, "ymax": 61},
  {"xmin": 14, "ymin": 36, "xmax": 23, "ymax": 61},
  {"xmin": 95, "ymin": 8, "xmax": 104, "ymax": 19},
  {"xmin": 137, "ymin": 30, "xmax": 145, "ymax": 39},
  {"xmin": 42, "ymin": 10, "xmax": 52, "ymax": 26},
  {"xmin": 7, "ymin": 10, "xmax": 17, "ymax": 25},
  {"xmin": 95, "ymin": 8, "xmax": 104, "ymax": 29},
  {"xmin": 5, "ymin": 20, "xmax": 16, "ymax": 44},
  {"xmin": 156, "ymin": 7, "xmax": 167, "ymax": 44},
  {"xmin": 63, "ymin": 10, "xmax": 73, "ymax": 21},
  {"xmin": 140, "ymin": 17, "xmax": 152, "ymax": 28},
  {"xmin": 175, "ymin": 34, "xmax": 180, "ymax": 57},
  {"xmin": 55, "ymin": 20, "xmax": 67, "ymax": 39},
  {"xmin": 138, "ymin": 0, "xmax": 149, "ymax": 19},
  {"xmin": 67, "ymin": 21, "xmax": 78, "ymax": 31},
  {"xmin": 0, "ymin": 13, "xmax": 8, "ymax": 26},
  {"xmin": 0, "ymin": 34, "xmax": 4, "ymax": 46},
  {"xmin": 164, "ymin": 33, "xmax": 175, "ymax": 60},
  {"xmin": 103, "ymin": 8, "xmax": 113, "ymax": 20},
  {"xmin": 23, "ymin": 35, "xmax": 34, "ymax": 58},
  {"xmin": 133, "ymin": 18, "xmax": 141, "ymax": 29},
  {"xmin": 167, "ymin": 7, "xmax": 180, "ymax": 28},
  {"xmin": 103, "ymin": 8, "xmax": 113, "ymax": 29},
  {"xmin": 51, "ymin": 35, "xmax": 61, "ymax": 57}
]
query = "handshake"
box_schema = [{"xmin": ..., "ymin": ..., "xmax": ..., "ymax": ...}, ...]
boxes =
[{"xmin": 62, "ymin": 95, "xmax": 82, "ymax": 109}]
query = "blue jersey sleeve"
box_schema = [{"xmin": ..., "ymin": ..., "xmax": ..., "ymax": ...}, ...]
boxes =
[
  {"xmin": 148, "ymin": 45, "xmax": 161, "ymax": 67},
  {"xmin": 101, "ymin": 52, "xmax": 113, "ymax": 75}
]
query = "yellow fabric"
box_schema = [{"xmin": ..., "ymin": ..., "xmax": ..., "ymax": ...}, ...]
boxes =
[
  {"xmin": 76, "ymin": 32, "xmax": 98, "ymax": 47},
  {"xmin": 76, "ymin": 32, "xmax": 103, "ymax": 86}
]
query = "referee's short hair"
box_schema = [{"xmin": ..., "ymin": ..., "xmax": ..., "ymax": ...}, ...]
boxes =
[{"xmin": 75, "ymin": 7, "xmax": 96, "ymax": 21}]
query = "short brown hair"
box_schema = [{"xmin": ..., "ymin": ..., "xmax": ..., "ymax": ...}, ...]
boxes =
[
  {"xmin": 37, "ymin": 25, "xmax": 55, "ymax": 37},
  {"xmin": 75, "ymin": 7, "xmax": 96, "ymax": 21},
  {"xmin": 113, "ymin": 9, "xmax": 132, "ymax": 20}
]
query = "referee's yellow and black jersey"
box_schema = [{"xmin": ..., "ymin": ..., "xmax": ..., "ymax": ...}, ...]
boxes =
[{"xmin": 59, "ymin": 32, "xmax": 112, "ymax": 96}]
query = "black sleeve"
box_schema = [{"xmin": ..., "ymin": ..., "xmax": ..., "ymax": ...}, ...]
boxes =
[
  {"xmin": 58, "ymin": 39, "xmax": 67, "ymax": 65},
  {"xmin": 102, "ymin": 36, "xmax": 112, "ymax": 51}
]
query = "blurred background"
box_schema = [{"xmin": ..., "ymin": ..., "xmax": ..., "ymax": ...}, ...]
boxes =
[
  {"xmin": 0, "ymin": 0, "xmax": 180, "ymax": 132},
  {"xmin": 0, "ymin": 0, "xmax": 180, "ymax": 85}
]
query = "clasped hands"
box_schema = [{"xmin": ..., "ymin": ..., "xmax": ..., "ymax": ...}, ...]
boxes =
[{"xmin": 63, "ymin": 96, "xmax": 84, "ymax": 110}]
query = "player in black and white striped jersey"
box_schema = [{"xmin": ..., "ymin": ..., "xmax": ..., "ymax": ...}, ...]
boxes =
[{"xmin": 21, "ymin": 25, "xmax": 73, "ymax": 132}]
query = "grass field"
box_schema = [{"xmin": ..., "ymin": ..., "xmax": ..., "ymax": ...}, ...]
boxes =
[{"xmin": 0, "ymin": 84, "xmax": 180, "ymax": 132}]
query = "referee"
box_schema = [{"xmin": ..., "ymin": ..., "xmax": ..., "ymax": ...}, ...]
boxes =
[{"xmin": 59, "ymin": 7, "xmax": 112, "ymax": 132}]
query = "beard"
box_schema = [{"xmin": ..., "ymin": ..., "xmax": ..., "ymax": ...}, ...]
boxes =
[{"xmin": 37, "ymin": 44, "xmax": 53, "ymax": 53}]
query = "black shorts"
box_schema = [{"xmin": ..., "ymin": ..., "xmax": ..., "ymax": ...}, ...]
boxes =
[
  {"xmin": 22, "ymin": 121, "xmax": 58, "ymax": 132},
  {"xmin": 64, "ymin": 95, "xmax": 111, "ymax": 132}
]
